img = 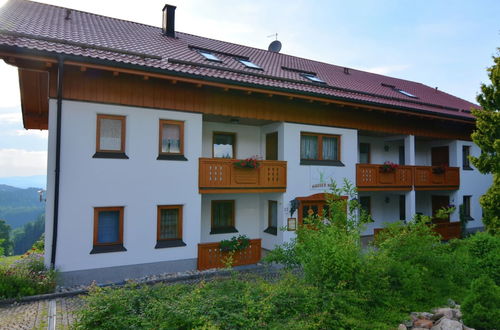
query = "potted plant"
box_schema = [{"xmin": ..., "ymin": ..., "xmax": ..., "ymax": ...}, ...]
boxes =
[
  {"xmin": 380, "ymin": 161, "xmax": 398, "ymax": 173},
  {"xmin": 432, "ymin": 165, "xmax": 446, "ymax": 174},
  {"xmin": 234, "ymin": 156, "xmax": 260, "ymax": 169}
]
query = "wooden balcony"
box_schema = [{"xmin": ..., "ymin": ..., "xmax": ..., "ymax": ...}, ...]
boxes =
[
  {"xmin": 199, "ymin": 158, "xmax": 287, "ymax": 194},
  {"xmin": 356, "ymin": 164, "xmax": 460, "ymax": 191},
  {"xmin": 356, "ymin": 164, "xmax": 413, "ymax": 191},
  {"xmin": 413, "ymin": 166, "xmax": 460, "ymax": 190},
  {"xmin": 197, "ymin": 239, "xmax": 262, "ymax": 270}
]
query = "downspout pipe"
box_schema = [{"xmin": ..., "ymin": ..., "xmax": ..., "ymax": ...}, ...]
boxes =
[{"xmin": 50, "ymin": 56, "xmax": 64, "ymax": 269}]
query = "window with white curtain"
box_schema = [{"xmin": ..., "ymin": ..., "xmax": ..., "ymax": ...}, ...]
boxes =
[
  {"xmin": 300, "ymin": 132, "xmax": 340, "ymax": 162},
  {"xmin": 160, "ymin": 120, "xmax": 184, "ymax": 154},
  {"xmin": 97, "ymin": 114, "xmax": 125, "ymax": 152}
]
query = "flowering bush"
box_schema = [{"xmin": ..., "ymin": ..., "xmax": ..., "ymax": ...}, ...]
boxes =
[
  {"xmin": 234, "ymin": 156, "xmax": 261, "ymax": 169},
  {"xmin": 380, "ymin": 161, "xmax": 398, "ymax": 173},
  {"xmin": 0, "ymin": 249, "xmax": 56, "ymax": 299}
]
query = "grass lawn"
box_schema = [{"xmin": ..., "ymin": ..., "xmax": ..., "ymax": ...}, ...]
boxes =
[{"xmin": 0, "ymin": 255, "xmax": 21, "ymax": 268}]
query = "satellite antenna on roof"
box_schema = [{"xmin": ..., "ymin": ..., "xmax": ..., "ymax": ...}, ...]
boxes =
[{"xmin": 267, "ymin": 33, "xmax": 282, "ymax": 53}]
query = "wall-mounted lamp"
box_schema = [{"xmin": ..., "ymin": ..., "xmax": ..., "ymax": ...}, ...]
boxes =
[
  {"xmin": 384, "ymin": 145, "xmax": 390, "ymax": 152},
  {"xmin": 385, "ymin": 196, "xmax": 390, "ymax": 203}
]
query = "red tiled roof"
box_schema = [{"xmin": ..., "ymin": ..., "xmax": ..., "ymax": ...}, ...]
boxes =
[{"xmin": 0, "ymin": 0, "xmax": 478, "ymax": 119}]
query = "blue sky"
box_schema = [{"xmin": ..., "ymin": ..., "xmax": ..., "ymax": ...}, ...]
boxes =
[{"xmin": 0, "ymin": 0, "xmax": 498, "ymax": 182}]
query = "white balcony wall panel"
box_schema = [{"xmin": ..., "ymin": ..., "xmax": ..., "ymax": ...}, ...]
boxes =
[
  {"xmin": 200, "ymin": 194, "xmax": 261, "ymax": 243},
  {"xmin": 359, "ymin": 192, "xmax": 401, "ymax": 236},
  {"xmin": 358, "ymin": 136, "xmax": 402, "ymax": 164},
  {"xmin": 201, "ymin": 122, "xmax": 261, "ymax": 159}
]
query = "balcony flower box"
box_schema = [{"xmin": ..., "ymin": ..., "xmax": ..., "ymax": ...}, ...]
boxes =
[
  {"xmin": 432, "ymin": 166, "xmax": 446, "ymax": 174},
  {"xmin": 233, "ymin": 156, "xmax": 260, "ymax": 169},
  {"xmin": 379, "ymin": 161, "xmax": 398, "ymax": 173}
]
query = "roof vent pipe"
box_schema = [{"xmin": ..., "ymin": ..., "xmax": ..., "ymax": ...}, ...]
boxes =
[{"xmin": 162, "ymin": 4, "xmax": 176, "ymax": 38}]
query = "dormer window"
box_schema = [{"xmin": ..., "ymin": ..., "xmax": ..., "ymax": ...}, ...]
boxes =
[
  {"xmin": 302, "ymin": 73, "xmax": 326, "ymax": 84},
  {"xmin": 199, "ymin": 50, "xmax": 221, "ymax": 62},
  {"xmin": 396, "ymin": 89, "xmax": 417, "ymax": 98},
  {"xmin": 237, "ymin": 59, "xmax": 262, "ymax": 70}
]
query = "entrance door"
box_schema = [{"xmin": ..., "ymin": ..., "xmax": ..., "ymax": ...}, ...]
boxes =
[
  {"xmin": 431, "ymin": 146, "xmax": 449, "ymax": 167},
  {"xmin": 266, "ymin": 132, "xmax": 278, "ymax": 160},
  {"xmin": 432, "ymin": 195, "xmax": 450, "ymax": 223}
]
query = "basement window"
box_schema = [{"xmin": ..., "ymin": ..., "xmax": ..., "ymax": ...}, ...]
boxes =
[
  {"xmin": 237, "ymin": 59, "xmax": 262, "ymax": 70},
  {"xmin": 395, "ymin": 89, "xmax": 417, "ymax": 98},
  {"xmin": 302, "ymin": 73, "xmax": 326, "ymax": 84},
  {"xmin": 199, "ymin": 50, "xmax": 221, "ymax": 62}
]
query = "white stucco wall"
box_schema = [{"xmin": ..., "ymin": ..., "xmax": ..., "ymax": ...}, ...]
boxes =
[
  {"xmin": 455, "ymin": 141, "xmax": 490, "ymax": 229},
  {"xmin": 359, "ymin": 192, "xmax": 402, "ymax": 235},
  {"xmin": 48, "ymin": 100, "xmax": 202, "ymax": 272},
  {"xmin": 44, "ymin": 98, "xmax": 492, "ymax": 275},
  {"xmin": 281, "ymin": 122, "xmax": 358, "ymax": 243}
]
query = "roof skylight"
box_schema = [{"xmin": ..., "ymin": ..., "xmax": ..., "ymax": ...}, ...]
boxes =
[
  {"xmin": 237, "ymin": 59, "xmax": 262, "ymax": 69},
  {"xmin": 302, "ymin": 73, "xmax": 326, "ymax": 84},
  {"xmin": 199, "ymin": 50, "xmax": 221, "ymax": 62},
  {"xmin": 396, "ymin": 89, "xmax": 417, "ymax": 98}
]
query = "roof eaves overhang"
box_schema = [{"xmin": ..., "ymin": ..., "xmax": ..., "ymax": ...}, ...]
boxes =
[{"xmin": 0, "ymin": 44, "xmax": 476, "ymax": 124}]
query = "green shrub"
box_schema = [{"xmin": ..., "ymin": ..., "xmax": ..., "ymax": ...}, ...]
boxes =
[
  {"xmin": 464, "ymin": 231, "xmax": 500, "ymax": 285},
  {"xmin": 75, "ymin": 275, "xmax": 322, "ymax": 330},
  {"xmin": 462, "ymin": 276, "xmax": 500, "ymax": 330}
]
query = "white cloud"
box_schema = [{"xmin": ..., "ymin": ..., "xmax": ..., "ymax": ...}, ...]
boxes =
[
  {"xmin": 0, "ymin": 112, "xmax": 22, "ymax": 124},
  {"xmin": 0, "ymin": 149, "xmax": 47, "ymax": 177},
  {"xmin": 0, "ymin": 63, "xmax": 21, "ymax": 108},
  {"xmin": 15, "ymin": 129, "xmax": 48, "ymax": 139}
]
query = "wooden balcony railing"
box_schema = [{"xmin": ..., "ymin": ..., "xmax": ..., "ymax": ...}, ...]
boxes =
[
  {"xmin": 413, "ymin": 166, "xmax": 460, "ymax": 190},
  {"xmin": 432, "ymin": 222, "xmax": 461, "ymax": 241},
  {"xmin": 199, "ymin": 158, "xmax": 287, "ymax": 194},
  {"xmin": 197, "ymin": 239, "xmax": 262, "ymax": 270},
  {"xmin": 356, "ymin": 164, "xmax": 413, "ymax": 191},
  {"xmin": 356, "ymin": 164, "xmax": 460, "ymax": 191}
]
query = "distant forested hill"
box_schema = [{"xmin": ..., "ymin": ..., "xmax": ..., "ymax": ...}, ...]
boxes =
[{"xmin": 0, "ymin": 184, "xmax": 45, "ymax": 229}]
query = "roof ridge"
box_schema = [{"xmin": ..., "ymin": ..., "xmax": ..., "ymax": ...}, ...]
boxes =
[{"xmin": 16, "ymin": 0, "xmax": 161, "ymax": 30}]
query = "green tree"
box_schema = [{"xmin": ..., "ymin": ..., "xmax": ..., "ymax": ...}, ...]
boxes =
[
  {"xmin": 0, "ymin": 219, "xmax": 13, "ymax": 256},
  {"xmin": 470, "ymin": 49, "xmax": 500, "ymax": 235},
  {"xmin": 12, "ymin": 214, "xmax": 45, "ymax": 255}
]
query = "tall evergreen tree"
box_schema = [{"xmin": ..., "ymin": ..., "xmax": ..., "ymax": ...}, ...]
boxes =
[
  {"xmin": 470, "ymin": 49, "xmax": 500, "ymax": 235},
  {"xmin": 0, "ymin": 219, "xmax": 13, "ymax": 255}
]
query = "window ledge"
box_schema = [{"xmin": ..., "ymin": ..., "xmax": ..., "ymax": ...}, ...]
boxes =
[
  {"xmin": 155, "ymin": 239, "xmax": 186, "ymax": 249},
  {"xmin": 90, "ymin": 244, "xmax": 127, "ymax": 254},
  {"xmin": 210, "ymin": 227, "xmax": 238, "ymax": 235},
  {"xmin": 462, "ymin": 166, "xmax": 473, "ymax": 171},
  {"xmin": 157, "ymin": 154, "xmax": 188, "ymax": 161},
  {"xmin": 263, "ymin": 227, "xmax": 278, "ymax": 236},
  {"xmin": 464, "ymin": 216, "xmax": 475, "ymax": 222},
  {"xmin": 300, "ymin": 159, "xmax": 345, "ymax": 166},
  {"xmin": 93, "ymin": 152, "xmax": 129, "ymax": 159}
]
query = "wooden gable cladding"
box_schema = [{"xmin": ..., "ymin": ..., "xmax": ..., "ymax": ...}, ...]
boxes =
[
  {"xmin": 48, "ymin": 66, "xmax": 473, "ymax": 140},
  {"xmin": 18, "ymin": 68, "xmax": 50, "ymax": 130}
]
